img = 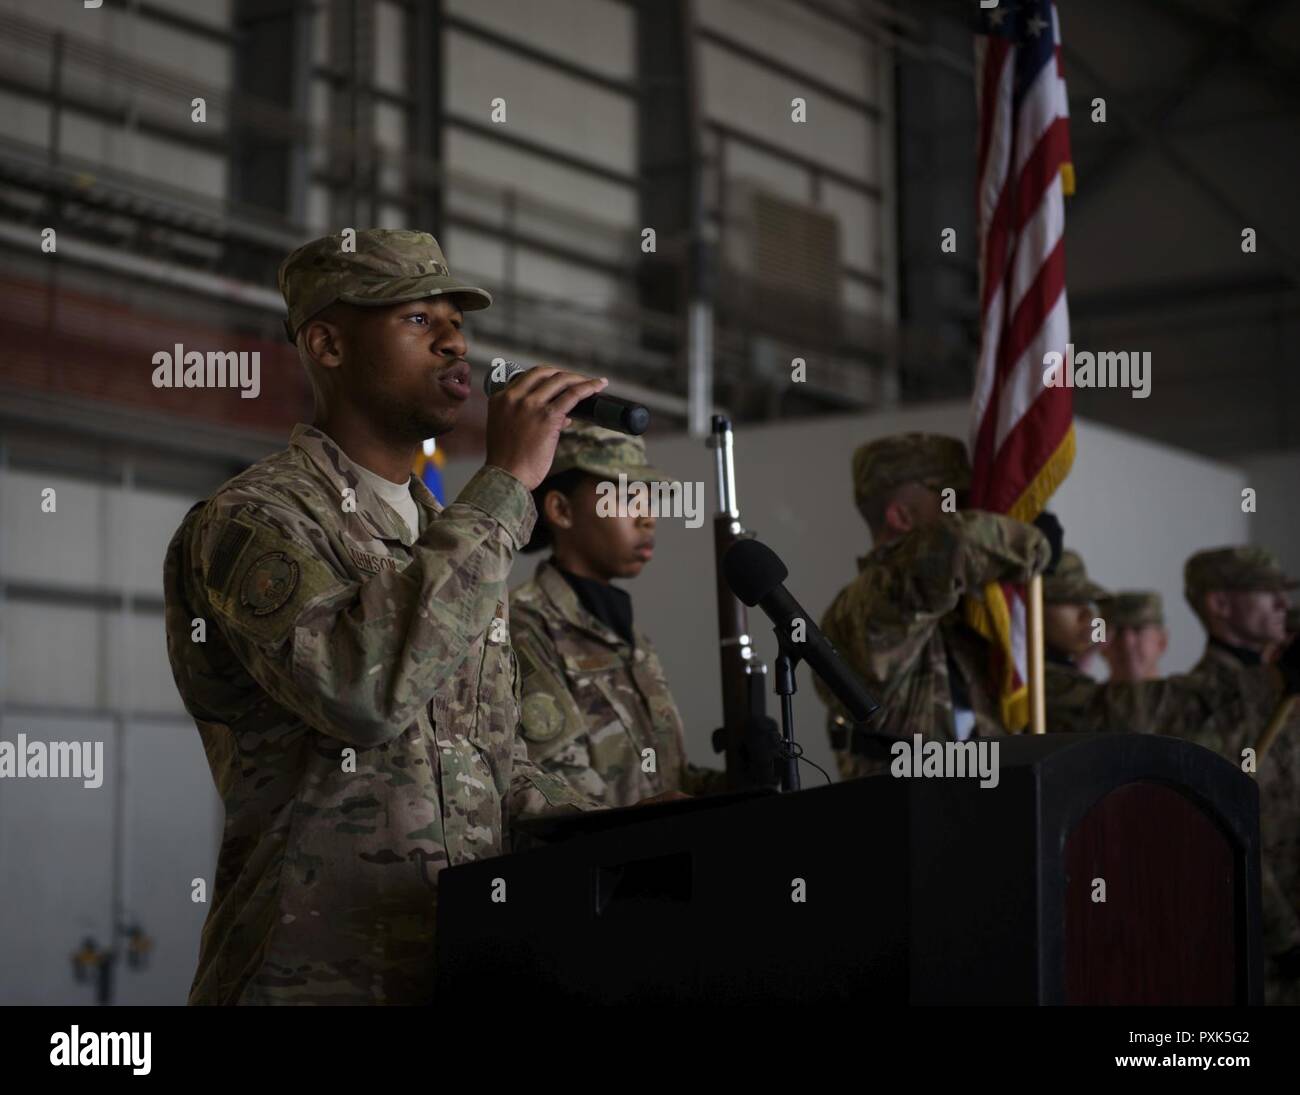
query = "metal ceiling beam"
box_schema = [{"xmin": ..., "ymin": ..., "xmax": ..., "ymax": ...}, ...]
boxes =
[
  {"xmin": 444, "ymin": 113, "xmax": 639, "ymax": 188},
  {"xmin": 230, "ymin": 0, "xmax": 310, "ymax": 230},
  {"xmin": 442, "ymin": 13, "xmax": 638, "ymax": 99},
  {"xmin": 783, "ymin": 0, "xmax": 974, "ymax": 79},
  {"xmin": 697, "ymin": 25, "xmax": 881, "ymax": 118},
  {"xmin": 1070, "ymin": 270, "xmax": 1298, "ymax": 321},
  {"xmin": 407, "ymin": 0, "xmax": 443, "ymax": 236},
  {"xmin": 1069, "ymin": 104, "xmax": 1299, "ymax": 140},
  {"xmin": 1068, "ymin": 0, "xmax": 1286, "ymax": 214},
  {"xmin": 0, "ymin": 387, "xmax": 282, "ymax": 468},
  {"xmin": 1135, "ymin": 0, "xmax": 1300, "ymax": 104},
  {"xmin": 100, "ymin": 0, "xmax": 234, "ymax": 45},
  {"xmin": 1061, "ymin": 42, "xmax": 1300, "ymax": 294}
]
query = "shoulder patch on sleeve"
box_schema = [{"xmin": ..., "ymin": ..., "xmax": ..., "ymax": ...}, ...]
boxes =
[
  {"xmin": 207, "ymin": 523, "xmax": 340, "ymax": 646},
  {"xmin": 239, "ymin": 551, "xmax": 300, "ymax": 616},
  {"xmin": 206, "ymin": 519, "xmax": 256, "ymax": 594},
  {"xmin": 521, "ymin": 693, "xmax": 565, "ymax": 743}
]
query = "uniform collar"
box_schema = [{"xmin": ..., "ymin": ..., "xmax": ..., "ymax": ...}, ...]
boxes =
[
  {"xmin": 290, "ymin": 423, "xmax": 439, "ymax": 546},
  {"xmin": 535, "ymin": 558, "xmax": 645, "ymax": 652},
  {"xmin": 858, "ymin": 535, "xmax": 897, "ymax": 571},
  {"xmin": 1045, "ymin": 645, "xmax": 1077, "ymax": 668},
  {"xmin": 558, "ymin": 567, "xmax": 635, "ymax": 648},
  {"xmin": 1206, "ymin": 636, "xmax": 1263, "ymax": 668}
]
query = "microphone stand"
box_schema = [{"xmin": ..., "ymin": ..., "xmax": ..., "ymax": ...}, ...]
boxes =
[
  {"xmin": 722, "ymin": 535, "xmax": 884, "ymax": 792},
  {"xmin": 773, "ymin": 627, "xmax": 803, "ymax": 792}
]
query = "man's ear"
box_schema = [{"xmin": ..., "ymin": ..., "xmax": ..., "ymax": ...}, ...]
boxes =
[
  {"xmin": 1203, "ymin": 590, "xmax": 1228, "ymax": 624},
  {"xmin": 882, "ymin": 498, "xmax": 914, "ymax": 537},
  {"xmin": 302, "ymin": 318, "xmax": 344, "ymax": 370},
  {"xmin": 543, "ymin": 488, "xmax": 573, "ymax": 532},
  {"xmin": 1155, "ymin": 628, "xmax": 1169, "ymax": 656}
]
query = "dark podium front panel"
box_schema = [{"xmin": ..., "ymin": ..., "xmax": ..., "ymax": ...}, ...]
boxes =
[
  {"xmin": 1063, "ymin": 781, "xmax": 1237, "ymax": 1004},
  {"xmin": 435, "ymin": 735, "xmax": 1263, "ymax": 1005}
]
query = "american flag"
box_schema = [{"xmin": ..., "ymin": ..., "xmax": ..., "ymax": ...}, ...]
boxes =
[{"xmin": 968, "ymin": 0, "xmax": 1075, "ymax": 732}]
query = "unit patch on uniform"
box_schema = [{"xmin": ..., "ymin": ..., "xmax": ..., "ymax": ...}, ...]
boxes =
[
  {"xmin": 239, "ymin": 551, "xmax": 300, "ymax": 616},
  {"xmin": 521, "ymin": 693, "xmax": 565, "ymax": 742}
]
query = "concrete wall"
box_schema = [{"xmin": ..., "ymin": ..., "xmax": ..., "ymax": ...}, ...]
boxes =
[
  {"xmin": 0, "ymin": 468, "xmax": 219, "ymax": 1004},
  {"xmin": 0, "ymin": 469, "xmax": 196, "ymax": 712},
  {"xmin": 0, "ymin": 710, "xmax": 218, "ymax": 1005},
  {"xmin": 1237, "ymin": 450, "xmax": 1300, "ymax": 583}
]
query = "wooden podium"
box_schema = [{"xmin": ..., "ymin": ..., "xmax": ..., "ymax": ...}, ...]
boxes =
[{"xmin": 434, "ymin": 734, "xmax": 1263, "ymax": 1004}]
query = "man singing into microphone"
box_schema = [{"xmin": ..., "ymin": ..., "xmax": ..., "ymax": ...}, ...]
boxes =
[{"xmin": 163, "ymin": 229, "xmax": 604, "ymax": 1005}]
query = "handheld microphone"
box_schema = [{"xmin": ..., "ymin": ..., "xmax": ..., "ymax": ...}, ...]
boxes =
[
  {"xmin": 482, "ymin": 360, "xmax": 650, "ymax": 436},
  {"xmin": 723, "ymin": 538, "xmax": 880, "ymax": 724}
]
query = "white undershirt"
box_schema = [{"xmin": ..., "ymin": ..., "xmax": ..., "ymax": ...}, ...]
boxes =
[{"xmin": 353, "ymin": 462, "xmax": 419, "ymax": 540}]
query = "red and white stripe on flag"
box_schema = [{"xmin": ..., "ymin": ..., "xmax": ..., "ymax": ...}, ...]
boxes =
[{"xmin": 967, "ymin": 0, "xmax": 1075, "ymax": 732}]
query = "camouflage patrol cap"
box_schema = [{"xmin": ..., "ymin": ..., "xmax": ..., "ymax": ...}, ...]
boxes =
[
  {"xmin": 1042, "ymin": 549, "xmax": 1110, "ymax": 604},
  {"xmin": 1184, "ymin": 546, "xmax": 1297, "ymax": 606},
  {"xmin": 278, "ymin": 229, "xmax": 491, "ymax": 343},
  {"xmin": 547, "ymin": 422, "xmax": 670, "ymax": 483},
  {"xmin": 1097, "ymin": 591, "xmax": 1164, "ymax": 630},
  {"xmin": 852, "ymin": 433, "xmax": 971, "ymax": 520}
]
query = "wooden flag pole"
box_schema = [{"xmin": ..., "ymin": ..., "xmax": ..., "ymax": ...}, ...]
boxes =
[
  {"xmin": 1027, "ymin": 574, "xmax": 1047, "ymax": 734},
  {"xmin": 1255, "ymin": 696, "xmax": 1296, "ymax": 762}
]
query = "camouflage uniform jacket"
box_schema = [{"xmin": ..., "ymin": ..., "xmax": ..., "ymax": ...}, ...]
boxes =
[
  {"xmin": 1043, "ymin": 656, "xmax": 1262, "ymax": 745},
  {"xmin": 511, "ymin": 559, "xmax": 723, "ymax": 806},
  {"xmin": 1186, "ymin": 644, "xmax": 1300, "ymax": 962},
  {"xmin": 162, "ymin": 424, "xmax": 593, "ymax": 1006},
  {"xmin": 817, "ymin": 512, "xmax": 1050, "ymax": 779}
]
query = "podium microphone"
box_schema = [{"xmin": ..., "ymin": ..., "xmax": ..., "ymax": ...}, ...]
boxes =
[
  {"xmin": 723, "ymin": 537, "xmax": 879, "ymax": 724},
  {"xmin": 482, "ymin": 360, "xmax": 650, "ymax": 436}
]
